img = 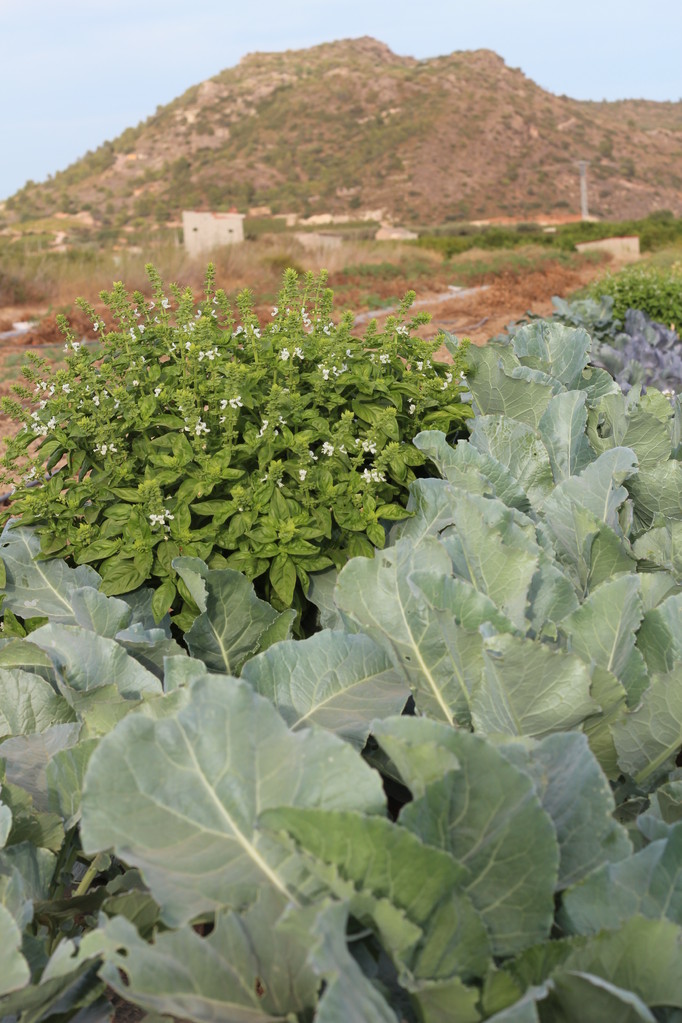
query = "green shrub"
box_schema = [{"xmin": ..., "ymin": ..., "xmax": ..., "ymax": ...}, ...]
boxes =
[
  {"xmin": 0, "ymin": 265, "xmax": 471, "ymax": 627},
  {"xmin": 588, "ymin": 262, "xmax": 682, "ymax": 326}
]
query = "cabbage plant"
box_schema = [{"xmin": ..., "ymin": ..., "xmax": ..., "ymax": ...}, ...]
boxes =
[{"xmin": 1, "ymin": 322, "xmax": 682, "ymax": 1020}]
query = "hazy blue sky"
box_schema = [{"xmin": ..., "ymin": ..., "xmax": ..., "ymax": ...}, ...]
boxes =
[{"xmin": 1, "ymin": 0, "xmax": 680, "ymax": 200}]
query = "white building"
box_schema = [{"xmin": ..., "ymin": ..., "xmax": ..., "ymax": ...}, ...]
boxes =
[{"xmin": 182, "ymin": 210, "xmax": 245, "ymax": 256}]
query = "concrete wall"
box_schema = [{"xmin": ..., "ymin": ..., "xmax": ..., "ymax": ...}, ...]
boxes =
[
  {"xmin": 182, "ymin": 211, "xmax": 244, "ymax": 256},
  {"xmin": 575, "ymin": 235, "xmax": 640, "ymax": 262}
]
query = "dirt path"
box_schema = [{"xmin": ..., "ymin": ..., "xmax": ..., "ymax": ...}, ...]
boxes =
[{"xmin": 360, "ymin": 259, "xmax": 606, "ymax": 357}]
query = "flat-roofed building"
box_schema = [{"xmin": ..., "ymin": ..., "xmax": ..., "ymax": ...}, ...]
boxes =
[{"xmin": 182, "ymin": 210, "xmax": 245, "ymax": 256}]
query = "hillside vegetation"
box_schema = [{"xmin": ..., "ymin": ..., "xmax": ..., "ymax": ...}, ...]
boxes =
[{"xmin": 2, "ymin": 36, "xmax": 682, "ymax": 242}]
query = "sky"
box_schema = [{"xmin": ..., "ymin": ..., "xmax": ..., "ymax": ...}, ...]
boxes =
[{"xmin": 1, "ymin": 0, "xmax": 680, "ymax": 201}]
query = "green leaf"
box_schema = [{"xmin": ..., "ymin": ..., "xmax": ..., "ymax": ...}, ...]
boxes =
[
  {"xmin": 87, "ymin": 892, "xmax": 321, "ymax": 1023},
  {"xmin": 498, "ymin": 733, "xmax": 631, "ymax": 889},
  {"xmin": 184, "ymin": 568, "xmax": 282, "ymax": 674},
  {"xmin": 613, "ymin": 667, "xmax": 682, "ymax": 784},
  {"xmin": 46, "ymin": 738, "xmax": 99, "ymax": 829},
  {"xmin": 560, "ymin": 575, "xmax": 644, "ymax": 683},
  {"xmin": 336, "ymin": 538, "xmax": 507, "ymax": 727},
  {"xmin": 0, "ymin": 526, "xmax": 100, "ymax": 623},
  {"xmin": 637, "ymin": 781, "xmax": 682, "ymax": 841},
  {"xmin": 80, "ymin": 675, "xmax": 385, "ymax": 926},
  {"xmin": 633, "ymin": 521, "xmax": 682, "ymax": 578},
  {"xmin": 261, "ymin": 806, "xmax": 491, "ymax": 984},
  {"xmin": 438, "ymin": 492, "xmax": 539, "ymax": 631},
  {"xmin": 74, "ymin": 537, "xmax": 122, "ymax": 563},
  {"xmin": 0, "ymin": 722, "xmax": 81, "ymax": 812},
  {"xmin": 472, "ymin": 634, "xmax": 597, "ymax": 739},
  {"xmin": 628, "ymin": 461, "xmax": 682, "ymax": 528},
  {"xmin": 151, "ymin": 578, "xmax": 177, "ymax": 624},
  {"xmin": 511, "ymin": 320, "xmax": 591, "ymax": 388},
  {"xmin": 561, "ymin": 824, "xmax": 682, "ymax": 934},
  {"xmin": 374, "ymin": 719, "xmax": 559, "ymax": 956},
  {"xmin": 98, "ymin": 555, "xmax": 149, "ymax": 596},
  {"xmin": 408, "ymin": 977, "xmax": 482, "ymax": 1023},
  {"xmin": 465, "ymin": 418, "xmax": 555, "ymax": 509},
  {"xmin": 68, "ymin": 586, "xmax": 133, "ymax": 637},
  {"xmin": 293, "ymin": 901, "xmax": 401, "ymax": 1023},
  {"xmin": 269, "ymin": 552, "xmax": 297, "ymax": 605},
  {"xmin": 637, "ymin": 591, "xmax": 682, "ymax": 675},
  {"xmin": 0, "ymin": 902, "xmax": 30, "ymax": 995},
  {"xmin": 0, "ymin": 669, "xmax": 76, "ymax": 740},
  {"xmin": 29, "ymin": 623, "xmax": 162, "ymax": 713},
  {"xmin": 537, "ymin": 390, "xmax": 594, "ymax": 481},
  {"xmin": 561, "ymin": 915, "xmax": 682, "ymax": 1008},
  {"xmin": 465, "ymin": 342, "xmax": 555, "ymax": 427},
  {"xmin": 241, "ymin": 631, "xmax": 408, "ymax": 748}
]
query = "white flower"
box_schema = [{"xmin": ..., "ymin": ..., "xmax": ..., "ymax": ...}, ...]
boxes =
[
  {"xmin": 321, "ymin": 367, "xmax": 330, "ymax": 381},
  {"xmin": 408, "ymin": 403, "xmax": 416, "ymax": 415},
  {"xmin": 164, "ymin": 509, "xmax": 174, "ymax": 520},
  {"xmin": 379, "ymin": 353, "xmax": 391, "ymax": 364},
  {"xmin": 149, "ymin": 301, "xmax": 155, "ymax": 310},
  {"xmin": 195, "ymin": 420, "xmax": 210, "ymax": 436},
  {"xmin": 309, "ymin": 449, "xmax": 319, "ymax": 461},
  {"xmin": 132, "ymin": 379, "xmax": 139, "ymax": 387},
  {"xmin": 272, "ymin": 306, "xmax": 278, "ymax": 316},
  {"xmin": 92, "ymin": 394, "xmax": 100, "ymax": 406},
  {"xmin": 138, "ymin": 324, "xmax": 145, "ymax": 334},
  {"xmin": 47, "ymin": 417, "xmax": 57, "ymax": 430},
  {"xmin": 95, "ymin": 442, "xmax": 117, "ymax": 456},
  {"xmin": 228, "ymin": 396, "xmax": 243, "ymax": 410},
  {"xmin": 129, "ymin": 328, "xmax": 136, "ymax": 340},
  {"xmin": 161, "ymin": 298, "xmax": 170, "ymax": 309},
  {"xmin": 362, "ymin": 467, "xmax": 386, "ymax": 484},
  {"xmin": 23, "ymin": 467, "xmax": 37, "ymax": 481},
  {"xmin": 322, "ymin": 441, "xmax": 334, "ymax": 456},
  {"xmin": 280, "ymin": 348, "xmax": 290, "ymax": 361},
  {"xmin": 361, "ymin": 439, "xmax": 377, "ymax": 454},
  {"xmin": 416, "ymin": 361, "xmax": 423, "ymax": 371},
  {"xmin": 258, "ymin": 420, "xmax": 269, "ymax": 437},
  {"xmin": 154, "ymin": 387, "xmax": 162, "ymax": 397},
  {"xmin": 396, "ymin": 325, "xmax": 409, "ymax": 337},
  {"xmin": 293, "ymin": 346, "xmax": 304, "ymax": 360},
  {"xmin": 185, "ymin": 341, "xmax": 191, "ymax": 350},
  {"xmin": 71, "ymin": 341, "xmax": 81, "ymax": 351},
  {"xmin": 219, "ymin": 415, "xmax": 226, "ymax": 424},
  {"xmin": 298, "ymin": 469, "xmax": 307, "ymax": 481}
]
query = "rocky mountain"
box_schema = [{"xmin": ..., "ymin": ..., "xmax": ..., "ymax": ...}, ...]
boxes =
[{"xmin": 3, "ymin": 36, "xmax": 682, "ymax": 236}]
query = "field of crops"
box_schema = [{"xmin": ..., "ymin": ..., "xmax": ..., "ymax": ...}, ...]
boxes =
[{"xmin": 1, "ymin": 261, "xmax": 682, "ymax": 1022}]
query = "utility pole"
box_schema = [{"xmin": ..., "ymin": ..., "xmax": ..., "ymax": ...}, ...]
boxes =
[{"xmin": 578, "ymin": 161, "xmax": 589, "ymax": 220}]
